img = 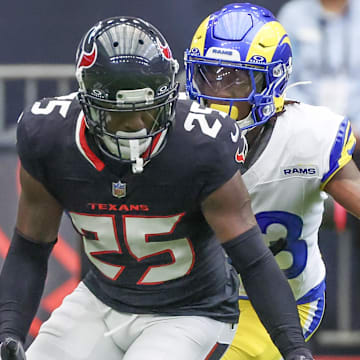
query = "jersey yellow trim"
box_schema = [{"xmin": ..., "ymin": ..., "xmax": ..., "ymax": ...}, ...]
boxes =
[{"xmin": 320, "ymin": 121, "xmax": 356, "ymax": 190}]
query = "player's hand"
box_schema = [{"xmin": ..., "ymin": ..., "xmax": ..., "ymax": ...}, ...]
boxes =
[
  {"xmin": 285, "ymin": 347, "xmax": 314, "ymax": 360},
  {"xmin": 0, "ymin": 338, "xmax": 26, "ymax": 360}
]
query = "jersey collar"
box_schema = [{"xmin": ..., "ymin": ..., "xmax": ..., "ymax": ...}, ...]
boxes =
[{"xmin": 75, "ymin": 112, "xmax": 105, "ymax": 172}]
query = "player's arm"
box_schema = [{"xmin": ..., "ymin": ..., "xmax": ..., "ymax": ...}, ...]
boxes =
[
  {"xmin": 0, "ymin": 165, "xmax": 63, "ymax": 354},
  {"xmin": 201, "ymin": 171, "xmax": 313, "ymax": 360},
  {"xmin": 324, "ymin": 159, "xmax": 360, "ymax": 218},
  {"xmin": 16, "ymin": 165, "xmax": 63, "ymax": 242}
]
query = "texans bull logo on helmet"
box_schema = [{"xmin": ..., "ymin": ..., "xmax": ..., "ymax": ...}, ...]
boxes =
[
  {"xmin": 156, "ymin": 37, "xmax": 173, "ymax": 61},
  {"xmin": 76, "ymin": 26, "xmax": 98, "ymax": 70}
]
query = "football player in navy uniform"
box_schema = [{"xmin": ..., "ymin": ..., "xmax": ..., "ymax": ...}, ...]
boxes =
[
  {"xmin": 185, "ymin": 3, "xmax": 360, "ymax": 360},
  {"xmin": 0, "ymin": 17, "xmax": 313, "ymax": 360}
]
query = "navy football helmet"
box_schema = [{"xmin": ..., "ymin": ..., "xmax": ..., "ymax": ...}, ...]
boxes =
[
  {"xmin": 185, "ymin": 3, "xmax": 292, "ymax": 130},
  {"xmin": 76, "ymin": 17, "xmax": 179, "ymax": 173}
]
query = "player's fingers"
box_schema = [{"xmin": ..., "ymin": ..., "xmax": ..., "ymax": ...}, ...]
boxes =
[{"xmin": 0, "ymin": 338, "xmax": 25, "ymax": 360}]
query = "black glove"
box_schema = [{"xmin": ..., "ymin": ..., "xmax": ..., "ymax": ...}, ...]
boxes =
[
  {"xmin": 269, "ymin": 237, "xmax": 287, "ymax": 255},
  {"xmin": 285, "ymin": 347, "xmax": 314, "ymax": 360},
  {"xmin": 0, "ymin": 338, "xmax": 26, "ymax": 360}
]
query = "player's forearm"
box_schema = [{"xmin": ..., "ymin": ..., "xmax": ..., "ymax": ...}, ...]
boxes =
[
  {"xmin": 0, "ymin": 230, "xmax": 56, "ymax": 344},
  {"xmin": 241, "ymin": 250, "xmax": 308, "ymax": 357},
  {"xmin": 222, "ymin": 226, "xmax": 309, "ymax": 358}
]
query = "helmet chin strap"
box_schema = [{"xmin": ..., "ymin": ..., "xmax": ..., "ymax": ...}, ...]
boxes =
[{"xmin": 236, "ymin": 111, "xmax": 254, "ymax": 133}]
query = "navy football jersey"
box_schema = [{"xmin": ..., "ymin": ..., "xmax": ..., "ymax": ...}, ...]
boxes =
[{"xmin": 17, "ymin": 92, "xmax": 246, "ymax": 323}]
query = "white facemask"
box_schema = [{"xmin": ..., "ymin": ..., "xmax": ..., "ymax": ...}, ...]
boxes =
[
  {"xmin": 102, "ymin": 129, "xmax": 151, "ymax": 173},
  {"xmin": 102, "ymin": 128, "xmax": 151, "ymax": 159}
]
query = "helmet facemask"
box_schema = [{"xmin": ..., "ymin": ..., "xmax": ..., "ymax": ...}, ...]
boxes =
[
  {"xmin": 188, "ymin": 58, "xmax": 269, "ymax": 127},
  {"xmin": 78, "ymin": 84, "xmax": 179, "ymax": 173}
]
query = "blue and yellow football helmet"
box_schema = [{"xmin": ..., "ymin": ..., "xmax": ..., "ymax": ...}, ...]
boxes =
[{"xmin": 185, "ymin": 3, "xmax": 292, "ymax": 130}]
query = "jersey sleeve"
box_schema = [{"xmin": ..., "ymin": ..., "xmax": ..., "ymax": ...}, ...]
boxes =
[
  {"xmin": 320, "ymin": 117, "xmax": 356, "ymax": 189},
  {"xmin": 16, "ymin": 106, "xmax": 48, "ymax": 184},
  {"xmin": 196, "ymin": 110, "xmax": 247, "ymax": 200}
]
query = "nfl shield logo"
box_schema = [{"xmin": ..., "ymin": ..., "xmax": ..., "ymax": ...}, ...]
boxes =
[{"xmin": 112, "ymin": 180, "xmax": 126, "ymax": 198}]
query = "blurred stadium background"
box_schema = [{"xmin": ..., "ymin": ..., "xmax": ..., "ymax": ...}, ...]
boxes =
[{"xmin": 0, "ymin": 0, "xmax": 359, "ymax": 357}]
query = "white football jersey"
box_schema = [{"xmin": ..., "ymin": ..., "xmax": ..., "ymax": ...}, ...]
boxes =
[{"xmin": 239, "ymin": 102, "xmax": 355, "ymax": 302}]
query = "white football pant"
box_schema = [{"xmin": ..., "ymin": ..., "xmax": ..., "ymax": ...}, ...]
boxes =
[{"xmin": 26, "ymin": 282, "xmax": 237, "ymax": 360}]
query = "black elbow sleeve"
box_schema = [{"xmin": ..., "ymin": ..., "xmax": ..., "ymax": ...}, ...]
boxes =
[
  {"xmin": 0, "ymin": 230, "xmax": 56, "ymax": 344},
  {"xmin": 222, "ymin": 226, "xmax": 308, "ymax": 358}
]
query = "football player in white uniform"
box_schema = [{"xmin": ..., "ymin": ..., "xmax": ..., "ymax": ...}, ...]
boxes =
[{"xmin": 185, "ymin": 3, "xmax": 360, "ymax": 360}]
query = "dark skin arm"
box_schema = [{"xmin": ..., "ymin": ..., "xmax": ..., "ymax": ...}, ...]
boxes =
[
  {"xmin": 324, "ymin": 159, "xmax": 360, "ymax": 218},
  {"xmin": 0, "ymin": 166, "xmax": 63, "ymax": 354},
  {"xmin": 16, "ymin": 165, "xmax": 63, "ymax": 243},
  {"xmin": 201, "ymin": 171, "xmax": 311, "ymax": 359},
  {"xmin": 201, "ymin": 171, "xmax": 257, "ymax": 242}
]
